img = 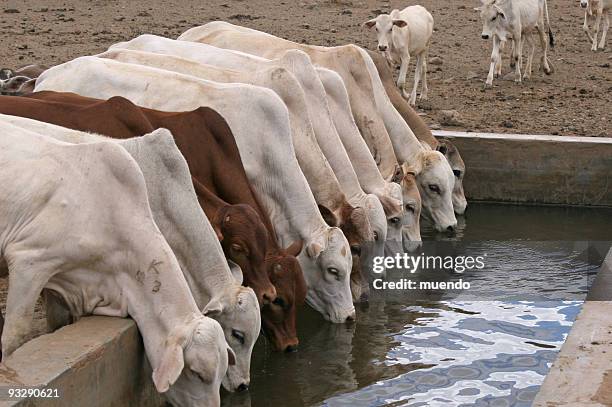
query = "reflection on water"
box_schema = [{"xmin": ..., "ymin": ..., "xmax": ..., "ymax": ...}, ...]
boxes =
[{"xmin": 225, "ymin": 204, "xmax": 611, "ymax": 407}]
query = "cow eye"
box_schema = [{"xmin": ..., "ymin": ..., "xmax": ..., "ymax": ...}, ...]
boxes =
[
  {"xmin": 273, "ymin": 297, "xmax": 286, "ymax": 308},
  {"xmin": 428, "ymin": 184, "xmax": 441, "ymax": 194},
  {"xmin": 350, "ymin": 244, "xmax": 362, "ymax": 256},
  {"xmin": 453, "ymin": 170, "xmax": 462, "ymax": 178},
  {"xmin": 373, "ymin": 231, "xmax": 379, "ymax": 241},
  {"xmin": 492, "ymin": 15, "xmax": 497, "ymax": 21},
  {"xmin": 405, "ymin": 204, "xmax": 415, "ymax": 213},
  {"xmin": 231, "ymin": 329, "xmax": 245, "ymax": 345},
  {"xmin": 327, "ymin": 267, "xmax": 340, "ymax": 280},
  {"xmin": 231, "ymin": 243, "xmax": 243, "ymax": 252},
  {"xmin": 389, "ymin": 217, "xmax": 401, "ymax": 224}
]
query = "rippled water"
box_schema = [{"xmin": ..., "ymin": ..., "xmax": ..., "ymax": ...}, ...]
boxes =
[{"xmin": 223, "ymin": 204, "xmax": 612, "ymax": 407}]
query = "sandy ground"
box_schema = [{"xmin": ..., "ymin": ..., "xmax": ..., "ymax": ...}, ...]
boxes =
[{"xmin": 0, "ymin": 0, "xmax": 610, "ymax": 137}]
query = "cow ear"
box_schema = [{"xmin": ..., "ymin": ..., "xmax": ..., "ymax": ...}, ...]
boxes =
[
  {"xmin": 318, "ymin": 205, "xmax": 338, "ymax": 227},
  {"xmin": 437, "ymin": 143, "xmax": 448, "ymax": 155},
  {"xmin": 227, "ymin": 347, "xmax": 236, "ymax": 366},
  {"xmin": 285, "ymin": 240, "xmax": 303, "ymax": 257},
  {"xmin": 152, "ymin": 336, "xmax": 185, "ymax": 393},
  {"xmin": 202, "ymin": 298, "xmax": 224, "ymax": 318},
  {"xmin": 473, "ymin": 6, "xmax": 482, "ymax": 11},
  {"xmin": 214, "ymin": 225, "xmax": 224, "ymax": 242},
  {"xmin": 362, "ymin": 19, "xmax": 377, "ymax": 29},
  {"xmin": 393, "ymin": 19, "xmax": 407, "ymax": 28},
  {"xmin": 306, "ymin": 242, "xmax": 323, "ymax": 259},
  {"xmin": 390, "ymin": 165, "xmax": 404, "ymax": 183},
  {"xmin": 227, "ymin": 259, "xmax": 243, "ymax": 285}
]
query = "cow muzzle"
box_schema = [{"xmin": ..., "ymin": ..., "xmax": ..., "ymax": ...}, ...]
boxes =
[
  {"xmin": 378, "ymin": 44, "xmax": 388, "ymax": 51},
  {"xmin": 481, "ymin": 34, "xmax": 490, "ymax": 40}
]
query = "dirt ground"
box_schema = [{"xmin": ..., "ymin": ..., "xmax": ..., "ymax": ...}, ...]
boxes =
[{"xmin": 0, "ymin": 0, "xmax": 611, "ymax": 136}]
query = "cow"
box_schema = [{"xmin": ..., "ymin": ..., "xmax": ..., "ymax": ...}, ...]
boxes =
[
  {"xmin": 0, "ymin": 91, "xmax": 305, "ymax": 354},
  {"xmin": 367, "ymin": 50, "xmax": 468, "ymax": 215},
  {"xmin": 34, "ymin": 57, "xmax": 355, "ymax": 323},
  {"xmin": 475, "ymin": 0, "xmax": 554, "ymax": 86},
  {"xmin": 581, "ymin": 0, "xmax": 610, "ymax": 51},
  {"xmin": 0, "ymin": 120, "xmax": 233, "ymax": 406},
  {"xmin": 0, "ymin": 65, "xmax": 46, "ymax": 95},
  {"xmin": 179, "ymin": 22, "xmax": 458, "ymax": 235},
  {"xmin": 1, "ymin": 112, "xmax": 260, "ymax": 393},
  {"xmin": 363, "ymin": 5, "xmax": 434, "ymax": 106},
  {"xmin": 99, "ymin": 43, "xmax": 380, "ymax": 300}
]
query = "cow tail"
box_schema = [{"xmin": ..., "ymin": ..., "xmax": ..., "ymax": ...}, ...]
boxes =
[{"xmin": 544, "ymin": 0, "xmax": 555, "ymax": 48}]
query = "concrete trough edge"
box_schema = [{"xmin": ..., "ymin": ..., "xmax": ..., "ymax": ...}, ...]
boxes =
[
  {"xmin": 433, "ymin": 130, "xmax": 612, "ymax": 208},
  {"xmin": 0, "ymin": 316, "xmax": 163, "ymax": 407},
  {"xmin": 533, "ymin": 248, "xmax": 612, "ymax": 407}
]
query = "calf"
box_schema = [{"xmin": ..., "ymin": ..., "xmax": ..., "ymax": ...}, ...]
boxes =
[
  {"xmin": 581, "ymin": 0, "xmax": 611, "ymax": 51},
  {"xmin": 0, "ymin": 92, "xmax": 302, "ymax": 354},
  {"xmin": 367, "ymin": 50, "xmax": 468, "ymax": 215},
  {"xmin": 2, "ymin": 112, "xmax": 259, "ymax": 393},
  {"xmin": 364, "ymin": 6, "xmax": 434, "ymax": 106},
  {"xmin": 0, "ymin": 120, "xmax": 233, "ymax": 405},
  {"xmin": 33, "ymin": 60, "xmax": 355, "ymax": 324},
  {"xmin": 476, "ymin": 0, "xmax": 554, "ymax": 86}
]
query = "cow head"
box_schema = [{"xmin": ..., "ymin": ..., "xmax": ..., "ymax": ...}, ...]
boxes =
[
  {"xmin": 437, "ymin": 140, "xmax": 467, "ymax": 215},
  {"xmin": 378, "ymin": 181, "xmax": 405, "ymax": 248},
  {"xmin": 214, "ymin": 204, "xmax": 276, "ymax": 306},
  {"xmin": 0, "ymin": 76, "xmax": 33, "ymax": 95},
  {"xmin": 363, "ymin": 10, "xmax": 408, "ymax": 53},
  {"xmin": 410, "ymin": 149, "xmax": 458, "ymax": 234},
  {"xmin": 202, "ymin": 286, "xmax": 260, "ymax": 392},
  {"xmin": 475, "ymin": 0, "xmax": 510, "ymax": 41},
  {"xmin": 0, "ymin": 68, "xmax": 13, "ymax": 81},
  {"xmin": 398, "ymin": 171, "xmax": 423, "ymax": 252},
  {"xmin": 153, "ymin": 315, "xmax": 234, "ymax": 407},
  {"xmin": 261, "ymin": 242, "xmax": 307, "ymax": 352},
  {"xmin": 581, "ymin": 0, "xmax": 589, "ymax": 9},
  {"xmin": 300, "ymin": 227, "xmax": 355, "ymax": 323},
  {"xmin": 319, "ymin": 203, "xmax": 374, "ymax": 303}
]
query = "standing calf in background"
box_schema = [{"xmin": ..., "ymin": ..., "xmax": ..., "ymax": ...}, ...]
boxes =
[
  {"xmin": 363, "ymin": 5, "xmax": 434, "ymax": 106},
  {"xmin": 581, "ymin": 0, "xmax": 610, "ymax": 51},
  {"xmin": 476, "ymin": 0, "xmax": 554, "ymax": 86}
]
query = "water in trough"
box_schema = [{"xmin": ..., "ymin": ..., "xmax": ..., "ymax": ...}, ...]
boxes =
[{"xmin": 224, "ymin": 203, "xmax": 612, "ymax": 407}]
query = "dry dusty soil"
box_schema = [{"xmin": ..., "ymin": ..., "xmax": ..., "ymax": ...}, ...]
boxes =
[{"xmin": 0, "ymin": 0, "xmax": 611, "ymax": 137}]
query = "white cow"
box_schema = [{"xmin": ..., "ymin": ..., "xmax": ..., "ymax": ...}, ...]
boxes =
[
  {"xmin": 581, "ymin": 0, "xmax": 610, "ymax": 51},
  {"xmin": 0, "ymin": 121, "xmax": 233, "ymax": 406},
  {"xmin": 35, "ymin": 57, "xmax": 355, "ymax": 323},
  {"xmin": 364, "ymin": 5, "xmax": 434, "ymax": 106},
  {"xmin": 476, "ymin": 0, "xmax": 554, "ymax": 86},
  {"xmin": 100, "ymin": 41, "xmax": 378, "ymax": 300},
  {"xmin": 180, "ymin": 22, "xmax": 458, "ymax": 234},
  {"xmin": 1, "ymin": 114, "xmax": 259, "ymax": 393}
]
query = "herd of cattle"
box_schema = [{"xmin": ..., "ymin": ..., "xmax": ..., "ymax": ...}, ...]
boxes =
[{"xmin": 0, "ymin": 0, "xmax": 607, "ymax": 404}]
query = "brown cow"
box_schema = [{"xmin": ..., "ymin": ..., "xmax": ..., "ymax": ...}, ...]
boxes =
[
  {"xmin": 0, "ymin": 91, "xmax": 306, "ymax": 352},
  {"xmin": 367, "ymin": 50, "xmax": 468, "ymax": 215}
]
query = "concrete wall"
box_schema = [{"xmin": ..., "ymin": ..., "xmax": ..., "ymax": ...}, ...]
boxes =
[
  {"xmin": 0, "ymin": 317, "xmax": 164, "ymax": 407},
  {"xmin": 434, "ymin": 131, "xmax": 612, "ymax": 207},
  {"xmin": 533, "ymin": 248, "xmax": 612, "ymax": 407}
]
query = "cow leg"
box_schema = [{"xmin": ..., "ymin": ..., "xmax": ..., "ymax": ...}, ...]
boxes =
[
  {"xmin": 420, "ymin": 51, "xmax": 429, "ymax": 100},
  {"xmin": 598, "ymin": 11, "xmax": 609, "ymax": 49},
  {"xmin": 584, "ymin": 12, "xmax": 595, "ymax": 43},
  {"xmin": 592, "ymin": 11, "xmax": 602, "ymax": 51},
  {"xmin": 496, "ymin": 41, "xmax": 505, "ymax": 77},
  {"xmin": 524, "ymin": 34, "xmax": 535, "ymax": 80},
  {"xmin": 486, "ymin": 36, "xmax": 501, "ymax": 86},
  {"xmin": 408, "ymin": 54, "xmax": 421, "ymax": 105},
  {"xmin": 397, "ymin": 51, "xmax": 411, "ymax": 92},
  {"xmin": 2, "ymin": 265, "xmax": 49, "ymax": 357},
  {"xmin": 510, "ymin": 40, "xmax": 516, "ymax": 69},
  {"xmin": 514, "ymin": 35, "xmax": 523, "ymax": 83}
]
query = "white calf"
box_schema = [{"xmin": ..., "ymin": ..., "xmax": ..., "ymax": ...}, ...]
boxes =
[
  {"xmin": 476, "ymin": 0, "xmax": 554, "ymax": 86},
  {"xmin": 364, "ymin": 5, "xmax": 434, "ymax": 106},
  {"xmin": 581, "ymin": 0, "xmax": 611, "ymax": 50}
]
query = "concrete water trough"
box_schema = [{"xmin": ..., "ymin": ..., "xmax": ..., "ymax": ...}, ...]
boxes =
[{"xmin": 1, "ymin": 131, "xmax": 611, "ymax": 406}]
